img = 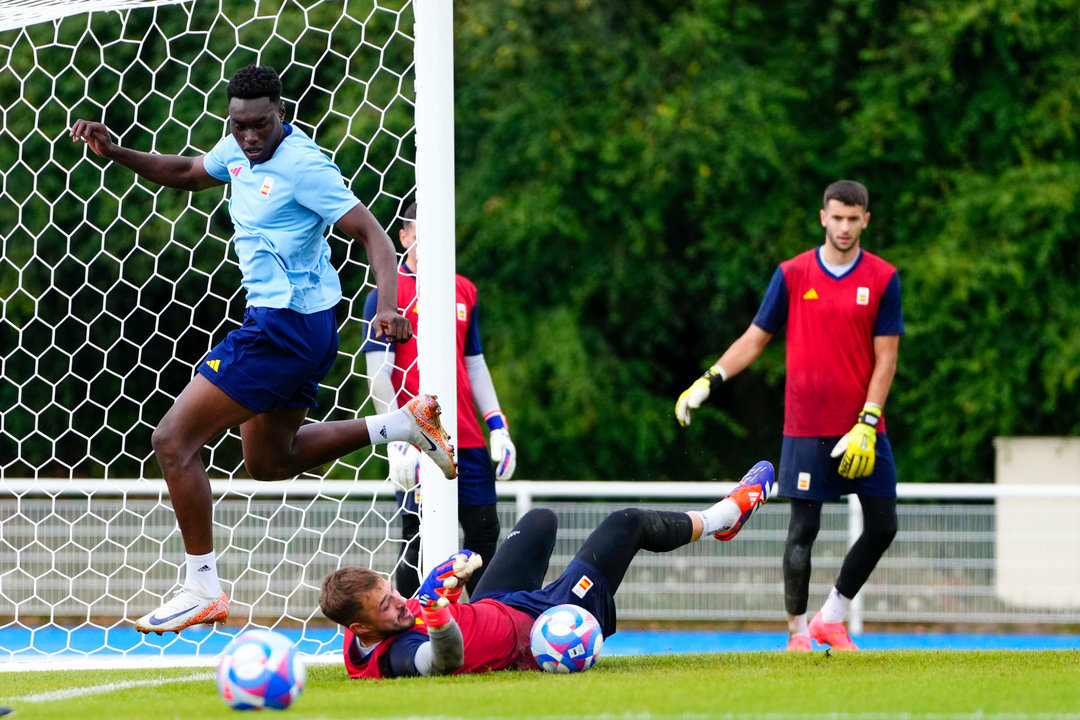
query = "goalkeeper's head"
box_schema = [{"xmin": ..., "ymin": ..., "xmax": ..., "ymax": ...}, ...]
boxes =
[
  {"xmin": 320, "ymin": 567, "xmax": 417, "ymax": 639},
  {"xmin": 227, "ymin": 65, "xmax": 283, "ymax": 105},
  {"xmin": 399, "ymin": 201, "xmax": 419, "ymax": 270}
]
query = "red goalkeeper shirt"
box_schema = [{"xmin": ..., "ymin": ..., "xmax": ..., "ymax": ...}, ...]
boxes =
[
  {"xmin": 360, "ymin": 266, "xmax": 487, "ymax": 450},
  {"xmin": 342, "ymin": 598, "xmax": 539, "ymax": 679},
  {"xmin": 753, "ymin": 248, "xmax": 904, "ymax": 437}
]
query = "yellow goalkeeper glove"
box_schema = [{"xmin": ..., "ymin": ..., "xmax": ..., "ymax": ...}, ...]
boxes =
[
  {"xmin": 830, "ymin": 403, "xmax": 882, "ymax": 479},
  {"xmin": 675, "ymin": 364, "xmax": 726, "ymax": 427}
]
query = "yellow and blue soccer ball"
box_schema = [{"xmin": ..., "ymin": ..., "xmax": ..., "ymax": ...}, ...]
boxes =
[
  {"xmin": 216, "ymin": 629, "xmax": 305, "ymax": 710},
  {"xmin": 529, "ymin": 603, "xmax": 604, "ymax": 673}
]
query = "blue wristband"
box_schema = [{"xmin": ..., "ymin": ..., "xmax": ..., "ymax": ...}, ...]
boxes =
[{"xmin": 484, "ymin": 411, "xmax": 507, "ymax": 431}]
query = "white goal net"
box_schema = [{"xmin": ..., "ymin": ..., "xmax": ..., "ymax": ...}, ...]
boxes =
[{"xmin": 1, "ymin": 0, "xmax": 424, "ymax": 663}]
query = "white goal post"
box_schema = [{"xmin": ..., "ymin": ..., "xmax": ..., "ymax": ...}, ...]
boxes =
[{"xmin": 0, "ymin": 0, "xmax": 457, "ymax": 662}]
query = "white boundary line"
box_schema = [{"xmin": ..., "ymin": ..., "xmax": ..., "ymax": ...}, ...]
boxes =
[
  {"xmin": 0, "ymin": 652, "xmax": 341, "ymax": 673},
  {"xmin": 9, "ymin": 671, "xmax": 213, "ymax": 703}
]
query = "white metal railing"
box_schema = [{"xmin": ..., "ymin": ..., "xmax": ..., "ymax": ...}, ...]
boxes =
[{"xmin": 4, "ymin": 479, "xmax": 1080, "ymax": 632}]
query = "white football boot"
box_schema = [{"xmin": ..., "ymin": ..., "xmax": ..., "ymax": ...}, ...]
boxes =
[{"xmin": 135, "ymin": 587, "xmax": 229, "ymax": 634}]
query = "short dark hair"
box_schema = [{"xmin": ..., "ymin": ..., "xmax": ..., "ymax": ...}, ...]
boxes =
[
  {"xmin": 402, "ymin": 201, "xmax": 417, "ymax": 225},
  {"xmin": 823, "ymin": 180, "xmax": 869, "ymax": 211},
  {"xmin": 319, "ymin": 567, "xmax": 384, "ymax": 627},
  {"xmin": 227, "ymin": 65, "xmax": 282, "ymax": 103}
]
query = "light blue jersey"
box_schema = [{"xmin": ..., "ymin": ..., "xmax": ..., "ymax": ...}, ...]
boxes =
[{"xmin": 202, "ymin": 125, "xmax": 360, "ymax": 313}]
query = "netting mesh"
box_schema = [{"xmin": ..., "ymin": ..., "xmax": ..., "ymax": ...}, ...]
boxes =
[{"xmin": 0, "ymin": 0, "xmax": 417, "ymax": 659}]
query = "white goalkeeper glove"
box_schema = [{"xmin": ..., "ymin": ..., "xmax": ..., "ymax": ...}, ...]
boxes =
[
  {"xmin": 830, "ymin": 403, "xmax": 882, "ymax": 479},
  {"xmin": 675, "ymin": 364, "xmax": 726, "ymax": 427},
  {"xmin": 387, "ymin": 441, "xmax": 421, "ymax": 490},
  {"xmin": 489, "ymin": 428, "xmax": 517, "ymax": 481}
]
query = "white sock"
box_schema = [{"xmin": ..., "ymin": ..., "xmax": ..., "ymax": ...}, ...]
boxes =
[
  {"xmin": 185, "ymin": 551, "xmax": 222, "ymax": 597},
  {"xmin": 820, "ymin": 587, "xmax": 851, "ymax": 623},
  {"xmin": 788, "ymin": 613, "xmax": 809, "ymax": 637},
  {"xmin": 366, "ymin": 409, "xmax": 414, "ymax": 445},
  {"xmin": 697, "ymin": 498, "xmax": 742, "ymax": 537}
]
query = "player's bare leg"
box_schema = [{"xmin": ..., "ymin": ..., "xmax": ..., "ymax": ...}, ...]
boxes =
[
  {"xmin": 137, "ymin": 375, "xmax": 255, "ymax": 634},
  {"xmin": 240, "ymin": 393, "xmax": 456, "ymax": 481},
  {"xmin": 240, "ymin": 406, "xmax": 359, "ymax": 480}
]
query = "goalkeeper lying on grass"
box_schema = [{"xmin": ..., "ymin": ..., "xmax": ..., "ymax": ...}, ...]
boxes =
[{"xmin": 318, "ymin": 461, "xmax": 775, "ymax": 678}]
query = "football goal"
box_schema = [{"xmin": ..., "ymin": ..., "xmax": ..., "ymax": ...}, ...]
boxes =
[{"xmin": 0, "ymin": 0, "xmax": 458, "ymax": 664}]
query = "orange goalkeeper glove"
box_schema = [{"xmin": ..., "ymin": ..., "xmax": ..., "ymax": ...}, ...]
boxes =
[
  {"xmin": 830, "ymin": 403, "xmax": 882, "ymax": 479},
  {"xmin": 417, "ymin": 551, "xmax": 483, "ymax": 626}
]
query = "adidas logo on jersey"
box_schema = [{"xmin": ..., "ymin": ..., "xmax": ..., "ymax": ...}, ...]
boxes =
[
  {"xmin": 206, "ymin": 359, "xmax": 221, "ymax": 372},
  {"xmin": 803, "ymin": 288, "xmax": 819, "ymax": 300}
]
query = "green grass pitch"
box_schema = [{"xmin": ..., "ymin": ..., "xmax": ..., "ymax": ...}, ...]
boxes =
[{"xmin": 3, "ymin": 651, "xmax": 1079, "ymax": 719}]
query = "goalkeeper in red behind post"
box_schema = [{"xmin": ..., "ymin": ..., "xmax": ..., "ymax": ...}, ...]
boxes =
[
  {"xmin": 675, "ymin": 180, "xmax": 904, "ymax": 652},
  {"xmin": 361, "ymin": 202, "xmax": 516, "ymax": 598}
]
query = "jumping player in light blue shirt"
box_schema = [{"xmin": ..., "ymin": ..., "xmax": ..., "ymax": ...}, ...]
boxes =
[{"xmin": 70, "ymin": 65, "xmax": 457, "ymax": 634}]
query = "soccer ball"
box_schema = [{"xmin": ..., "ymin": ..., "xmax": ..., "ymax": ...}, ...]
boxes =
[
  {"xmin": 216, "ymin": 629, "xmax": 305, "ymax": 710},
  {"xmin": 529, "ymin": 603, "xmax": 604, "ymax": 673}
]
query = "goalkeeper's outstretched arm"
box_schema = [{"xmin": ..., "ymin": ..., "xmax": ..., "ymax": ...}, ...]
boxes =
[
  {"xmin": 413, "ymin": 620, "xmax": 465, "ymax": 676},
  {"xmin": 412, "ymin": 551, "xmax": 483, "ymax": 676}
]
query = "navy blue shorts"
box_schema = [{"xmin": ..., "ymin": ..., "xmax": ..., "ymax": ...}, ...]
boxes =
[
  {"xmin": 777, "ymin": 434, "xmax": 897, "ymax": 502},
  {"xmin": 396, "ymin": 445, "xmax": 497, "ymax": 513},
  {"xmin": 197, "ymin": 306, "xmax": 338, "ymax": 414},
  {"xmin": 474, "ymin": 558, "xmax": 617, "ymax": 636}
]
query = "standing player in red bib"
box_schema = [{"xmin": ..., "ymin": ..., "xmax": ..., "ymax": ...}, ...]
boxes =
[
  {"xmin": 675, "ymin": 180, "xmax": 904, "ymax": 651},
  {"xmin": 362, "ymin": 202, "xmax": 517, "ymax": 597}
]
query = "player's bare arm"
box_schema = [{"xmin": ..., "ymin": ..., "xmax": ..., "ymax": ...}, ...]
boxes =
[
  {"xmin": 69, "ymin": 119, "xmax": 224, "ymax": 192},
  {"xmin": 336, "ymin": 203, "xmax": 411, "ymax": 343},
  {"xmin": 713, "ymin": 324, "xmax": 773, "ymax": 380},
  {"xmin": 865, "ymin": 334, "xmax": 900, "ymax": 408}
]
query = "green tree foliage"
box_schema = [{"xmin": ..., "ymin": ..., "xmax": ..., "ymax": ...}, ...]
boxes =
[
  {"xmin": 452, "ymin": 0, "xmax": 1080, "ymax": 482},
  {"xmin": 3, "ymin": 1, "xmax": 1077, "ymax": 482}
]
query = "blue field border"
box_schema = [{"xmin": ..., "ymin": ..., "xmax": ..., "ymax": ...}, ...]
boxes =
[
  {"xmin": 1, "ymin": 626, "xmax": 1077, "ymax": 663},
  {"xmin": 605, "ymin": 630, "xmax": 1080, "ymax": 654}
]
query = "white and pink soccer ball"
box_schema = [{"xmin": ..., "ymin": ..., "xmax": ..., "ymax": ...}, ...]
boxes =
[
  {"xmin": 216, "ymin": 629, "xmax": 305, "ymax": 710},
  {"xmin": 530, "ymin": 603, "xmax": 604, "ymax": 673}
]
